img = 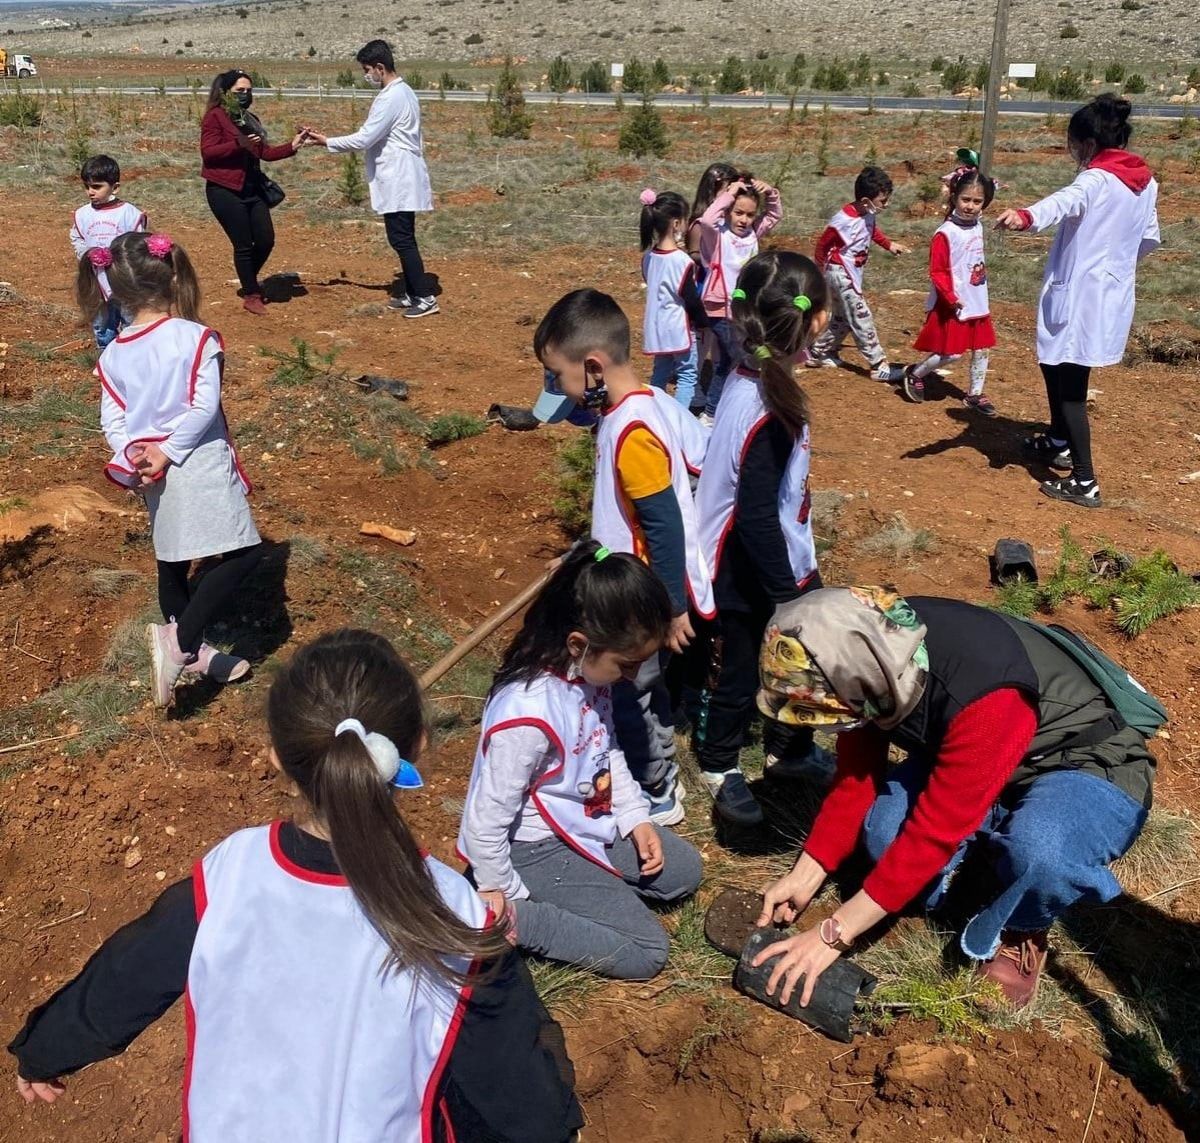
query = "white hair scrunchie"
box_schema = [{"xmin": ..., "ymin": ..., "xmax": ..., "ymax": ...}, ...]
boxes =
[{"xmin": 334, "ymin": 718, "xmax": 423, "ymax": 789}]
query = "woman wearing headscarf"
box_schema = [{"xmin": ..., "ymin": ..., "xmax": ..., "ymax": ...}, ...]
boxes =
[
  {"xmin": 751, "ymin": 587, "xmax": 1155, "ymax": 1008},
  {"xmin": 200, "ymin": 69, "xmax": 305, "ymax": 315}
]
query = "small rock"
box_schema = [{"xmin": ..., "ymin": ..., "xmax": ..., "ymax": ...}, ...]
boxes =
[
  {"xmin": 155, "ymin": 870, "xmax": 166, "ymax": 881},
  {"xmin": 124, "ymin": 847, "xmax": 143, "ymax": 869},
  {"xmin": 165, "ymin": 825, "xmax": 177, "ymax": 836}
]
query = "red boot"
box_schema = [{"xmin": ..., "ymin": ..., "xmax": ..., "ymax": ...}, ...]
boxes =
[
  {"xmin": 976, "ymin": 929, "xmax": 1048, "ymax": 1008},
  {"xmin": 243, "ymin": 294, "xmax": 268, "ymax": 316}
]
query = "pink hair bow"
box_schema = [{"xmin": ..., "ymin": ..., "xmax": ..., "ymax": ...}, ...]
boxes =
[
  {"xmin": 87, "ymin": 247, "xmax": 114, "ymax": 269},
  {"xmin": 639, "ymin": 188, "xmax": 658, "ymax": 206},
  {"xmin": 145, "ymin": 234, "xmax": 174, "ymax": 259}
]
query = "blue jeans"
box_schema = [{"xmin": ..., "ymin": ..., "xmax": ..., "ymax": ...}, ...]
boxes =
[
  {"xmin": 649, "ymin": 343, "xmax": 701, "ymax": 411},
  {"xmin": 705, "ymin": 318, "xmax": 741, "ymax": 417},
  {"xmin": 92, "ymin": 300, "xmax": 124, "ymax": 349},
  {"xmin": 862, "ymin": 761, "xmax": 1148, "ymax": 960}
]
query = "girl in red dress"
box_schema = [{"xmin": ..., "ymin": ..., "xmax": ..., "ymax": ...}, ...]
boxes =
[{"xmin": 902, "ymin": 169, "xmax": 999, "ymax": 415}]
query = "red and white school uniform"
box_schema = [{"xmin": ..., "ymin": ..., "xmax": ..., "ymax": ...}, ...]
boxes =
[
  {"xmin": 913, "ymin": 216, "xmax": 997, "ymax": 355},
  {"xmin": 98, "ymin": 317, "xmax": 257, "ymax": 562},
  {"xmin": 696, "ymin": 367, "xmax": 816, "ymax": 590},
  {"xmin": 459, "ymin": 674, "xmax": 627, "ymax": 873},
  {"xmin": 814, "ymin": 204, "xmax": 895, "ymax": 295},
  {"xmin": 186, "ymin": 822, "xmax": 485, "ymax": 1142},
  {"xmin": 592, "ymin": 386, "xmax": 715, "ymax": 619},
  {"xmin": 641, "ymin": 247, "xmax": 694, "ymax": 356},
  {"xmin": 69, "ymin": 200, "xmax": 147, "ymax": 299}
]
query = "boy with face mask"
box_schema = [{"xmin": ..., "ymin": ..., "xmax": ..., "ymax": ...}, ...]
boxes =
[{"xmin": 302, "ymin": 41, "xmax": 438, "ymax": 319}]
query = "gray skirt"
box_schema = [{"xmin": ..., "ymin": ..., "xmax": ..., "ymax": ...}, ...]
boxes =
[{"xmin": 145, "ymin": 432, "xmax": 259, "ymax": 563}]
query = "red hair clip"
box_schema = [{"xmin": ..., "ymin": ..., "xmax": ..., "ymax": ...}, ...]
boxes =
[{"xmin": 87, "ymin": 247, "xmax": 114, "ymax": 269}]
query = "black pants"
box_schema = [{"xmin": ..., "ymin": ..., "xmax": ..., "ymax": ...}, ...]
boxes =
[
  {"xmin": 1040, "ymin": 361, "xmax": 1095, "ymax": 482},
  {"xmin": 206, "ymin": 181, "xmax": 275, "ymax": 295},
  {"xmin": 689, "ymin": 600, "xmax": 815, "ymax": 775},
  {"xmin": 157, "ymin": 544, "xmax": 264, "ymax": 655},
  {"xmin": 383, "ymin": 210, "xmax": 431, "ymax": 298}
]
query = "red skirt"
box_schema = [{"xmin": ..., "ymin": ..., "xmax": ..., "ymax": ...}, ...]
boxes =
[{"xmin": 913, "ymin": 304, "xmax": 996, "ymax": 355}]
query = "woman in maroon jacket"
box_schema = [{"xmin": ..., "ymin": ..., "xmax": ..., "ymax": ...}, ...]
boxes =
[{"xmin": 200, "ymin": 69, "xmax": 304, "ymax": 315}]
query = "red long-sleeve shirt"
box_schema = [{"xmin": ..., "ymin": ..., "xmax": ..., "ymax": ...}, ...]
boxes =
[
  {"xmin": 803, "ymin": 688, "xmax": 1039, "ymax": 912},
  {"xmin": 928, "ymin": 230, "xmax": 958, "ymax": 309}
]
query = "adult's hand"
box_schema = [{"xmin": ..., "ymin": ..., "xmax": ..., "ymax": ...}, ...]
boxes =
[
  {"xmin": 303, "ymin": 128, "xmax": 328, "ymax": 147},
  {"xmin": 757, "ymin": 851, "xmax": 826, "ymax": 926},
  {"xmin": 751, "ymin": 925, "xmax": 844, "ymax": 1007},
  {"xmin": 290, "ymin": 130, "xmax": 308, "ymax": 150},
  {"xmin": 17, "ymin": 1075, "xmax": 66, "ymax": 1104},
  {"xmin": 994, "ymin": 208, "xmax": 1031, "ymax": 232}
]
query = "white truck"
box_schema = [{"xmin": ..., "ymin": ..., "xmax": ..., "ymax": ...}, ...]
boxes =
[{"xmin": 2, "ymin": 52, "xmax": 38, "ymax": 78}]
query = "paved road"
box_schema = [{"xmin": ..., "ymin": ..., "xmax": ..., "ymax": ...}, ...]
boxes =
[{"xmin": 22, "ymin": 83, "xmax": 1194, "ymax": 120}]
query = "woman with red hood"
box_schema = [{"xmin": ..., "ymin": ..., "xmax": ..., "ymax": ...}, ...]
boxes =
[{"xmin": 996, "ymin": 94, "xmax": 1159, "ymax": 509}]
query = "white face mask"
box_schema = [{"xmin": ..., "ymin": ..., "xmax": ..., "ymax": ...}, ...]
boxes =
[{"xmin": 364, "ymin": 71, "xmax": 383, "ymax": 87}]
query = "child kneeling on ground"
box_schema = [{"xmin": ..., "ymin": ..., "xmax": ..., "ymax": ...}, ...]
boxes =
[
  {"xmin": 11, "ymin": 629, "xmax": 583, "ymax": 1142},
  {"xmin": 458, "ymin": 543, "xmax": 704, "ymax": 980}
]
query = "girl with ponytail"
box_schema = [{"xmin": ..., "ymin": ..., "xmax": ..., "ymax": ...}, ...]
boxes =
[
  {"xmin": 12, "ymin": 628, "xmax": 584, "ymax": 1143},
  {"xmin": 692, "ymin": 250, "xmax": 834, "ymax": 828},
  {"xmin": 459, "ymin": 541, "xmax": 703, "ymax": 981},
  {"xmin": 93, "ymin": 231, "xmax": 262, "ymax": 704}
]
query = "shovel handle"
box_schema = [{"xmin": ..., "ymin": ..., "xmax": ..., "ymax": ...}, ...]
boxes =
[{"xmin": 419, "ymin": 569, "xmax": 553, "ymax": 690}]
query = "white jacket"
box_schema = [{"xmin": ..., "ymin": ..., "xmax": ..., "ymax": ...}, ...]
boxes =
[
  {"xmin": 325, "ymin": 79, "xmax": 433, "ymax": 215},
  {"xmin": 1027, "ymin": 167, "xmax": 1159, "ymax": 367}
]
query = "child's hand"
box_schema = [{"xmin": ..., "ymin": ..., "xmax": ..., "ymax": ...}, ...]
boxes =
[
  {"xmin": 131, "ymin": 442, "xmax": 170, "ymax": 481},
  {"xmin": 631, "ymin": 822, "xmax": 664, "ymax": 877},
  {"xmin": 750, "ymin": 177, "xmax": 770, "ymax": 195},
  {"xmin": 890, "ymin": 243, "xmax": 910, "ymax": 256},
  {"xmin": 477, "ymin": 888, "xmax": 507, "ymax": 921},
  {"xmin": 666, "ymin": 612, "xmax": 695, "ymax": 654},
  {"xmin": 17, "ymin": 1075, "xmax": 66, "ymax": 1104}
]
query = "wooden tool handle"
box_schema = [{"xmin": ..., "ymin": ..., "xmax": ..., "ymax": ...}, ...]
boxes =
[{"xmin": 419, "ymin": 569, "xmax": 552, "ymax": 690}]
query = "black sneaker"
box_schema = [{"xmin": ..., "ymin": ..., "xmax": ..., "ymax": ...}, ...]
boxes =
[
  {"xmin": 1040, "ymin": 475, "xmax": 1102, "ymax": 508},
  {"xmin": 1022, "ymin": 434, "xmax": 1072, "ymax": 469},
  {"xmin": 404, "ymin": 297, "xmax": 440, "ymax": 319},
  {"xmin": 707, "ymin": 771, "xmax": 764, "ymax": 827},
  {"xmin": 872, "ymin": 362, "xmax": 907, "ymax": 384},
  {"xmin": 386, "ymin": 294, "xmax": 412, "ymax": 311},
  {"xmin": 901, "ymin": 365, "xmax": 925, "ymax": 403}
]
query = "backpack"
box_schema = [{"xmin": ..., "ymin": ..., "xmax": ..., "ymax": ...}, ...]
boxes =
[{"xmin": 1013, "ymin": 616, "xmax": 1169, "ymax": 741}]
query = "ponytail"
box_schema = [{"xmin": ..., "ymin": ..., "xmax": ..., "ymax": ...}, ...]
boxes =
[
  {"xmin": 639, "ymin": 188, "xmax": 689, "ymax": 252},
  {"xmin": 75, "ymin": 254, "xmax": 106, "ymax": 323},
  {"xmin": 730, "ymin": 250, "xmax": 829, "ymax": 440},
  {"xmin": 268, "ymin": 629, "xmax": 509, "ymax": 985},
  {"xmin": 492, "ymin": 540, "xmax": 671, "ymax": 694}
]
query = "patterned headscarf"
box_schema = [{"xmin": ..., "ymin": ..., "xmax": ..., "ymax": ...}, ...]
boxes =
[{"xmin": 757, "ymin": 586, "xmax": 930, "ymax": 731}]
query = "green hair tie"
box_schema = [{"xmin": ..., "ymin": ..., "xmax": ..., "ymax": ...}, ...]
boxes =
[
  {"xmin": 753, "ymin": 345, "xmax": 772, "ymax": 361},
  {"xmin": 594, "ymin": 546, "xmax": 612, "ymax": 562},
  {"xmin": 793, "ymin": 294, "xmax": 813, "ymax": 312},
  {"xmin": 731, "ymin": 288, "xmax": 748, "ymax": 300}
]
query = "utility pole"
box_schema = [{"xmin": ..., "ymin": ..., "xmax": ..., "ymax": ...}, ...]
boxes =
[{"xmin": 980, "ymin": 0, "xmax": 1011, "ymax": 172}]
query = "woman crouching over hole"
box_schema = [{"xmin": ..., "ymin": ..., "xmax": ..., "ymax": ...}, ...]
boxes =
[
  {"xmin": 752, "ymin": 587, "xmax": 1154, "ymax": 1010},
  {"xmin": 10, "ymin": 629, "xmax": 584, "ymax": 1143}
]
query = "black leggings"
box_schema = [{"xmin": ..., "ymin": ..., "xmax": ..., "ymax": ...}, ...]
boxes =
[
  {"xmin": 383, "ymin": 210, "xmax": 431, "ymax": 298},
  {"xmin": 1040, "ymin": 362, "xmax": 1095, "ymax": 482},
  {"xmin": 205, "ymin": 181, "xmax": 275, "ymax": 295},
  {"xmin": 157, "ymin": 544, "xmax": 264, "ymax": 655}
]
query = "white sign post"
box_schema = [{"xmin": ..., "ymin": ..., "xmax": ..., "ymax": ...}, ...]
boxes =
[
  {"xmin": 610, "ymin": 63, "xmax": 625, "ymax": 79},
  {"xmin": 1008, "ymin": 62, "xmax": 1037, "ymax": 79}
]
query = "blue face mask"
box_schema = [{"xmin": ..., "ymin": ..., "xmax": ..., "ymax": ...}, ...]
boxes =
[{"xmin": 532, "ymin": 368, "xmax": 604, "ymax": 426}]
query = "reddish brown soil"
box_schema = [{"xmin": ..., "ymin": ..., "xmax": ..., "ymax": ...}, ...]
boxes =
[{"xmin": 2, "ymin": 104, "xmax": 1200, "ymax": 1140}]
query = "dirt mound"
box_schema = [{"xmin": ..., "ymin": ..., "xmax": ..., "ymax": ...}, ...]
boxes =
[{"xmin": 0, "ymin": 486, "xmax": 130, "ymax": 544}]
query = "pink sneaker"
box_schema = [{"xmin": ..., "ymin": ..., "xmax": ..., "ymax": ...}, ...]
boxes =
[
  {"xmin": 183, "ymin": 642, "xmax": 251, "ymax": 684},
  {"xmin": 146, "ymin": 622, "xmax": 189, "ymax": 707}
]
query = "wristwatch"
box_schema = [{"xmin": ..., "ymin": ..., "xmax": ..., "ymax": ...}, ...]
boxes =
[{"xmin": 819, "ymin": 916, "xmax": 854, "ymax": 953}]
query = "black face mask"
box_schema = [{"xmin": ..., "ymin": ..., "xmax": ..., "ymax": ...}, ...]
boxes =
[{"xmin": 235, "ymin": 91, "xmax": 253, "ymax": 109}]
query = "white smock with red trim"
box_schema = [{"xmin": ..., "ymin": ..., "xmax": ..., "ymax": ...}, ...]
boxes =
[
  {"xmin": 591, "ymin": 386, "xmax": 715, "ymax": 619},
  {"xmin": 69, "ymin": 200, "xmax": 147, "ymax": 300},
  {"xmin": 695, "ymin": 368, "xmax": 816, "ymax": 588},
  {"xmin": 184, "ymin": 822, "xmax": 483, "ymax": 1143},
  {"xmin": 98, "ymin": 317, "xmax": 257, "ymax": 562},
  {"xmin": 458, "ymin": 674, "xmax": 625, "ymax": 873},
  {"xmin": 640, "ymin": 247, "xmax": 694, "ymax": 355},
  {"xmin": 821, "ymin": 205, "xmax": 877, "ymax": 295}
]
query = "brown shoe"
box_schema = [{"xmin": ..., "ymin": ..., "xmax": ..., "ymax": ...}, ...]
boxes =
[
  {"xmin": 243, "ymin": 294, "xmax": 268, "ymax": 316},
  {"xmin": 977, "ymin": 929, "xmax": 1048, "ymax": 1008}
]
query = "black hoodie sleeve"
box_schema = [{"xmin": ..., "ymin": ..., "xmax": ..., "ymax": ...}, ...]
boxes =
[
  {"xmin": 8, "ymin": 878, "xmax": 197, "ymax": 1083},
  {"xmin": 437, "ymin": 952, "xmax": 584, "ymax": 1143}
]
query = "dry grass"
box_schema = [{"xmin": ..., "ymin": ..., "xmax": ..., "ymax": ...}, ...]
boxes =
[{"xmin": 860, "ymin": 511, "xmax": 937, "ymax": 561}]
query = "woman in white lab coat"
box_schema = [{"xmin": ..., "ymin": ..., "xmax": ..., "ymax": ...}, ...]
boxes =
[
  {"xmin": 996, "ymin": 94, "xmax": 1159, "ymax": 509},
  {"xmin": 303, "ymin": 40, "xmax": 439, "ymax": 320}
]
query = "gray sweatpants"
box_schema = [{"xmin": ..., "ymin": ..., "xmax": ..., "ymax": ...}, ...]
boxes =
[
  {"xmin": 611, "ymin": 649, "xmax": 676, "ymax": 794},
  {"xmin": 810, "ymin": 262, "xmax": 886, "ymax": 367},
  {"xmin": 510, "ymin": 826, "xmax": 703, "ymax": 980}
]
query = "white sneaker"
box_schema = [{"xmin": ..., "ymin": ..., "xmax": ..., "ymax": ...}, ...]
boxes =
[
  {"xmin": 807, "ymin": 353, "xmax": 846, "ymax": 369},
  {"xmin": 146, "ymin": 622, "xmax": 188, "ymax": 707}
]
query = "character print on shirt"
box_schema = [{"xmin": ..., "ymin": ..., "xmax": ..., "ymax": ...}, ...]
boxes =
[
  {"xmin": 797, "ymin": 476, "xmax": 812, "ymax": 526},
  {"xmin": 969, "ymin": 261, "xmax": 987, "ymax": 287},
  {"xmin": 578, "ymin": 766, "xmax": 614, "ymax": 819}
]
